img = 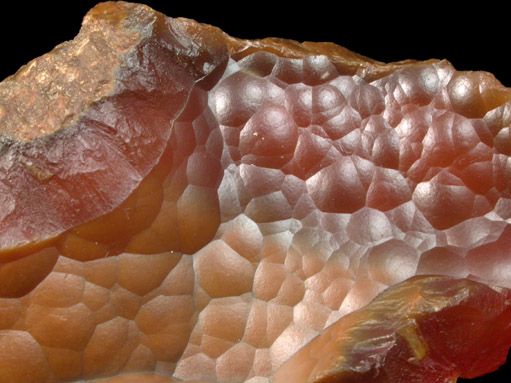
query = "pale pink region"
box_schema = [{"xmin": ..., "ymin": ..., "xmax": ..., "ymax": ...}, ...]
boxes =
[
  {"xmin": 269, "ymin": 324, "xmax": 318, "ymax": 373},
  {"xmin": 260, "ymin": 232, "xmax": 294, "ymax": 265},
  {"xmin": 285, "ymin": 84, "xmax": 312, "ymax": 127},
  {"xmin": 280, "ymin": 175, "xmax": 306, "ymax": 209},
  {"xmin": 301, "ymin": 246, "xmax": 330, "ymax": 279},
  {"xmin": 421, "ymin": 111, "xmax": 458, "ymax": 167},
  {"xmin": 494, "ymin": 126, "xmax": 511, "ymax": 155},
  {"xmin": 421, "ymin": 112, "xmax": 482, "ymax": 174},
  {"xmin": 382, "ymin": 106, "xmax": 403, "ymax": 131},
  {"xmin": 311, "ymin": 84, "xmax": 346, "ymax": 124},
  {"xmin": 366, "ymin": 239, "xmax": 418, "ymax": 286},
  {"xmin": 493, "ymin": 153, "xmax": 511, "ymax": 193},
  {"xmin": 275, "ymin": 273, "xmax": 306, "ymax": 307},
  {"xmin": 322, "ymin": 104, "xmax": 361, "ymax": 140},
  {"xmin": 198, "ymin": 297, "xmax": 250, "ymax": 344},
  {"xmin": 346, "ymin": 208, "xmax": 393, "ymax": 245},
  {"xmin": 366, "ymin": 168, "xmax": 412, "ymax": 211},
  {"xmin": 467, "ymin": 227, "xmax": 511, "ymax": 287},
  {"xmin": 244, "ymin": 192, "xmax": 293, "ymax": 223},
  {"xmin": 322, "ymin": 278, "xmax": 354, "ymax": 311},
  {"xmin": 238, "ymin": 164, "xmax": 285, "ymax": 199},
  {"xmin": 336, "ymin": 126, "xmax": 363, "ymax": 158},
  {"xmin": 253, "ymin": 262, "xmax": 288, "ymax": 302},
  {"xmin": 413, "ymin": 172, "xmax": 492, "ymax": 230},
  {"xmin": 495, "ymin": 198, "xmax": 511, "ymax": 220},
  {"xmin": 451, "ymin": 115, "xmax": 483, "ymax": 153},
  {"xmin": 417, "ymin": 247, "xmax": 467, "ymax": 276},
  {"xmin": 292, "ymin": 131, "xmax": 333, "ymax": 179},
  {"xmin": 348, "ymin": 83, "xmax": 385, "ymax": 119},
  {"xmin": 457, "ymin": 144, "xmax": 494, "ymax": 194},
  {"xmin": 244, "ymin": 300, "xmax": 270, "ymax": 348},
  {"xmin": 484, "ymin": 101, "xmax": 511, "ymax": 134},
  {"xmin": 220, "ymin": 214, "xmax": 263, "ymax": 263},
  {"xmin": 338, "ymin": 278, "xmax": 387, "ymax": 316},
  {"xmin": 239, "ymin": 104, "xmax": 298, "ymax": 158},
  {"xmin": 194, "ymin": 240, "xmax": 254, "ymax": 298},
  {"xmin": 444, "ymin": 216, "xmax": 505, "ymax": 250},
  {"xmin": 197, "ymin": 335, "xmax": 232, "ymax": 361},
  {"xmin": 360, "ymin": 116, "xmax": 400, "ymax": 169},
  {"xmin": 447, "ymin": 71, "xmax": 485, "ymax": 118},
  {"xmin": 252, "ymin": 349, "xmax": 273, "ymax": 379},
  {"xmin": 174, "ymin": 352, "xmax": 216, "ymax": 381},
  {"xmin": 307, "ymin": 156, "xmax": 374, "ymax": 213},
  {"xmin": 302, "ymin": 56, "xmax": 338, "ymax": 85},
  {"xmin": 265, "ymin": 303, "xmax": 294, "ymax": 346},
  {"xmin": 378, "ymin": 65, "xmax": 440, "ymax": 107},
  {"xmin": 214, "ymin": 71, "xmax": 284, "ymax": 127},
  {"xmin": 395, "ymin": 107, "xmax": 430, "ymax": 172},
  {"xmin": 216, "ymin": 343, "xmax": 255, "ymax": 382},
  {"xmin": 293, "ymin": 301, "xmax": 331, "ymax": 332}
]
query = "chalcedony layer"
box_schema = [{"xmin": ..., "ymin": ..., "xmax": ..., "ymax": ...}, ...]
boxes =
[{"xmin": 1, "ymin": 2, "xmax": 511, "ymax": 383}]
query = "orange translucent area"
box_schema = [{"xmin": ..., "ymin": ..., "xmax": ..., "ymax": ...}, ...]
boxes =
[
  {"xmin": 273, "ymin": 276, "xmax": 511, "ymax": 383},
  {"xmin": 3, "ymin": 2, "xmax": 511, "ymax": 383}
]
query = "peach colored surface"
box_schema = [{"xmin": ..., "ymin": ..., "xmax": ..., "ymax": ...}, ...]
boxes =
[{"xmin": 2, "ymin": 2, "xmax": 511, "ymax": 382}]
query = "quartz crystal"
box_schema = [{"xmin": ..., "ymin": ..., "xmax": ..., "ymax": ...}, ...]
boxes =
[{"xmin": 1, "ymin": 2, "xmax": 511, "ymax": 382}]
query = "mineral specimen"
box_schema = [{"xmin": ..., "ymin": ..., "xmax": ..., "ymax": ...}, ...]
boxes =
[
  {"xmin": 273, "ymin": 275, "xmax": 511, "ymax": 382},
  {"xmin": 1, "ymin": 2, "xmax": 511, "ymax": 383}
]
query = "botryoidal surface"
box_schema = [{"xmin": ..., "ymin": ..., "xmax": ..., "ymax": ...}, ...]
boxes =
[{"xmin": 1, "ymin": 2, "xmax": 511, "ymax": 383}]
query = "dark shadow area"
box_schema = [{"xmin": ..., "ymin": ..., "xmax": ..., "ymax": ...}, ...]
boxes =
[
  {"xmin": 459, "ymin": 350, "xmax": 511, "ymax": 383},
  {"xmin": 2, "ymin": 2, "xmax": 510, "ymax": 87}
]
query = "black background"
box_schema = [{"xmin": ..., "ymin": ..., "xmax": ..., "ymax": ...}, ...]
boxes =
[
  {"xmin": 1, "ymin": 1, "xmax": 510, "ymax": 86},
  {"xmin": 1, "ymin": 1, "xmax": 510, "ymax": 382}
]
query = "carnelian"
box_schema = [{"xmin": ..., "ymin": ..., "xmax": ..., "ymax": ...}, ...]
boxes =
[{"xmin": 1, "ymin": 2, "xmax": 511, "ymax": 383}]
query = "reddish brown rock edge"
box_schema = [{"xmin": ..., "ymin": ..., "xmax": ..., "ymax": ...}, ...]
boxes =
[
  {"xmin": 273, "ymin": 275, "xmax": 511, "ymax": 382},
  {"xmin": 2, "ymin": 2, "xmax": 511, "ymax": 383}
]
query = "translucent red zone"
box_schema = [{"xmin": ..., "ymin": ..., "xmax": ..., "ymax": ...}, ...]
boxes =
[{"xmin": 2, "ymin": 9, "xmax": 511, "ymax": 383}]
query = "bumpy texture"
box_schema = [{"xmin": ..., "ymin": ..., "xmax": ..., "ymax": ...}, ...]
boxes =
[{"xmin": 2, "ymin": 2, "xmax": 511, "ymax": 383}]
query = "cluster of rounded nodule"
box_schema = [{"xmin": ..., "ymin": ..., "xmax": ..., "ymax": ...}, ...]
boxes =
[{"xmin": 3, "ymin": 48, "xmax": 511, "ymax": 383}]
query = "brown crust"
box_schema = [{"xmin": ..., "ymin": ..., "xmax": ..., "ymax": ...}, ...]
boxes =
[
  {"xmin": 0, "ymin": 1, "xmax": 442, "ymax": 142},
  {"xmin": 0, "ymin": 2, "xmax": 154, "ymax": 141}
]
